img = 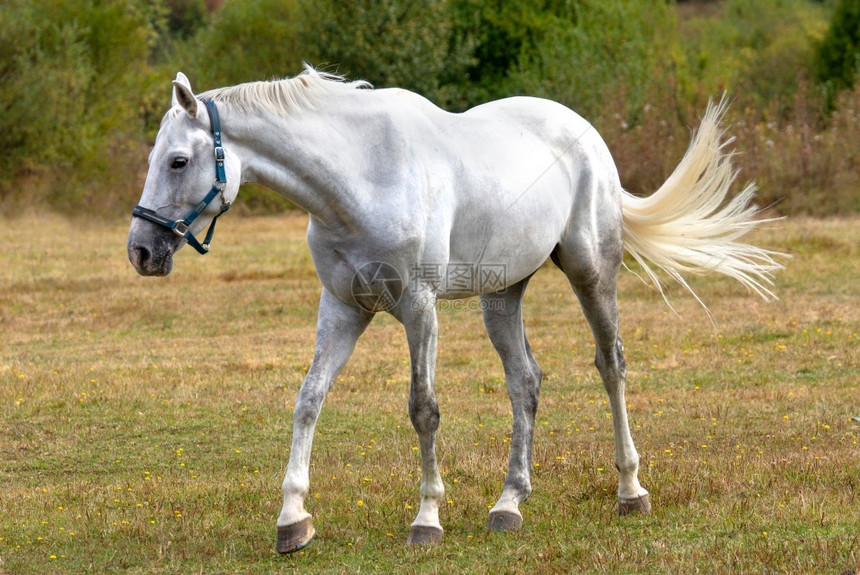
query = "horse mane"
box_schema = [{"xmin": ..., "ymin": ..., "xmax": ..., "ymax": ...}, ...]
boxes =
[{"xmin": 199, "ymin": 65, "xmax": 372, "ymax": 116}]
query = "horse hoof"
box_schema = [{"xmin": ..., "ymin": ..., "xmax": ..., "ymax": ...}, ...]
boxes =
[
  {"xmin": 276, "ymin": 517, "xmax": 316, "ymax": 554},
  {"xmin": 618, "ymin": 494, "xmax": 652, "ymax": 516},
  {"xmin": 487, "ymin": 509, "xmax": 523, "ymax": 532},
  {"xmin": 406, "ymin": 525, "xmax": 444, "ymax": 545}
]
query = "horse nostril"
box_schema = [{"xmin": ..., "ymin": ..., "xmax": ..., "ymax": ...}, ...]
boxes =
[{"xmin": 130, "ymin": 245, "xmax": 151, "ymax": 269}]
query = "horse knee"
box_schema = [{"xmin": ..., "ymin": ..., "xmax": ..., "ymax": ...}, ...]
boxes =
[
  {"xmin": 509, "ymin": 368, "xmax": 541, "ymax": 417},
  {"xmin": 409, "ymin": 396, "xmax": 440, "ymax": 436},
  {"xmin": 524, "ymin": 369, "xmax": 541, "ymax": 415},
  {"xmin": 293, "ymin": 390, "xmax": 325, "ymax": 429}
]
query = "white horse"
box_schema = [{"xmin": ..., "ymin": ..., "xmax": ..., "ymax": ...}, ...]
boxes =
[{"xmin": 127, "ymin": 68, "xmax": 782, "ymax": 552}]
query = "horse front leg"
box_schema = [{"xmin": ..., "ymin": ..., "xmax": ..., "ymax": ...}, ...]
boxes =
[
  {"xmin": 398, "ymin": 294, "xmax": 445, "ymax": 545},
  {"xmin": 277, "ymin": 289, "xmax": 373, "ymax": 553}
]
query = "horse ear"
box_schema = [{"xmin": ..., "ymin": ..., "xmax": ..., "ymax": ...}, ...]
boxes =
[{"xmin": 172, "ymin": 72, "xmax": 198, "ymax": 118}]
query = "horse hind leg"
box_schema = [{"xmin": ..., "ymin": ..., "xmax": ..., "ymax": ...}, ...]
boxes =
[
  {"xmin": 556, "ymin": 233, "xmax": 651, "ymax": 515},
  {"xmin": 481, "ymin": 278, "xmax": 542, "ymax": 531}
]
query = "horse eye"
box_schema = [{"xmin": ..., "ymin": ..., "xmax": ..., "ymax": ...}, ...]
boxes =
[{"xmin": 171, "ymin": 157, "xmax": 188, "ymax": 170}]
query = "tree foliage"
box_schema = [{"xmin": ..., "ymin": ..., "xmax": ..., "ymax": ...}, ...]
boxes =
[
  {"xmin": 0, "ymin": 3, "xmax": 144, "ymax": 162},
  {"xmin": 815, "ymin": 0, "xmax": 860, "ymax": 110},
  {"xmin": 677, "ymin": 0, "xmax": 829, "ymax": 117},
  {"xmin": 294, "ymin": 0, "xmax": 475, "ymax": 108},
  {"xmin": 508, "ymin": 0, "xmax": 677, "ymax": 123},
  {"xmin": 0, "ymin": 0, "xmax": 857, "ymax": 215},
  {"xmin": 189, "ymin": 0, "xmax": 301, "ymax": 89},
  {"xmin": 0, "ymin": 0, "xmax": 153, "ymax": 205}
]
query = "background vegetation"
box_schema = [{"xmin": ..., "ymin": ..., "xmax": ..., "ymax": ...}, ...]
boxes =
[{"xmin": 0, "ymin": 0, "xmax": 858, "ymax": 215}]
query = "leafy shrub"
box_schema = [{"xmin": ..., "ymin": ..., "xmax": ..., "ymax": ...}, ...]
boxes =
[
  {"xmin": 733, "ymin": 82, "xmax": 860, "ymax": 215},
  {"xmin": 189, "ymin": 0, "xmax": 301, "ymax": 89},
  {"xmin": 677, "ymin": 0, "xmax": 829, "ymax": 117},
  {"xmin": 815, "ymin": 0, "xmax": 860, "ymax": 111},
  {"xmin": 0, "ymin": 0, "xmax": 857, "ymax": 216},
  {"xmin": 0, "ymin": 0, "xmax": 154, "ymax": 209},
  {"xmin": 509, "ymin": 0, "xmax": 677, "ymax": 124},
  {"xmin": 294, "ymin": 0, "xmax": 475, "ymax": 108}
]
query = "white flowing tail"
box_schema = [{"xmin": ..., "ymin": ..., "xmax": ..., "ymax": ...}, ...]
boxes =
[{"xmin": 621, "ymin": 97, "xmax": 784, "ymax": 310}]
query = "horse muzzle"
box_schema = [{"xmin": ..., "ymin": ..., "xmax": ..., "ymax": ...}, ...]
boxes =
[
  {"xmin": 128, "ymin": 243, "xmax": 174, "ymax": 276},
  {"xmin": 127, "ymin": 221, "xmax": 177, "ymax": 276}
]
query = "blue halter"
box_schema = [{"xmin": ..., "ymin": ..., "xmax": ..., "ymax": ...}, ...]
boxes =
[{"xmin": 132, "ymin": 98, "xmax": 231, "ymax": 255}]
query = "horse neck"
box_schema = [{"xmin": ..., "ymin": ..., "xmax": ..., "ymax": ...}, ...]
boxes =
[{"xmin": 223, "ymin": 98, "xmax": 370, "ymax": 228}]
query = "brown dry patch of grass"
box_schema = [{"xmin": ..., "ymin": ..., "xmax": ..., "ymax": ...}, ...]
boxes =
[{"xmin": 0, "ymin": 213, "xmax": 857, "ymax": 574}]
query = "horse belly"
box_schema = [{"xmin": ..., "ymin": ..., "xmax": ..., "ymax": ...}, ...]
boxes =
[{"xmin": 444, "ymin": 172, "xmax": 571, "ymax": 296}]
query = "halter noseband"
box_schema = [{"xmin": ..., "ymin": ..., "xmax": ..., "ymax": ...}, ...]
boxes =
[{"xmin": 132, "ymin": 98, "xmax": 231, "ymax": 255}]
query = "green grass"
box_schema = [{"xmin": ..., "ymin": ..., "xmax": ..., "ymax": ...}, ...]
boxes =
[{"xmin": 1, "ymin": 214, "xmax": 858, "ymax": 574}]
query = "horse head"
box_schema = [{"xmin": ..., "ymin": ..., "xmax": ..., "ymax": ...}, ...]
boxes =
[{"xmin": 128, "ymin": 73, "xmax": 239, "ymax": 276}]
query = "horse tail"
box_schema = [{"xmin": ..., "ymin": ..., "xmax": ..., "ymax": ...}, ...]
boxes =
[{"xmin": 620, "ymin": 96, "xmax": 784, "ymax": 310}]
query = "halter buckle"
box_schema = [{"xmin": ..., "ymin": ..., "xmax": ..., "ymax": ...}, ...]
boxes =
[{"xmin": 173, "ymin": 221, "xmax": 190, "ymax": 238}]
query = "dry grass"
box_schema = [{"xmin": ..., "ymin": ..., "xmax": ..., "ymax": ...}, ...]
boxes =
[{"xmin": 0, "ymin": 213, "xmax": 858, "ymax": 574}]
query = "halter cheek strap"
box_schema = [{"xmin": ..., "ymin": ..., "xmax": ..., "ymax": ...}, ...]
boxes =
[{"xmin": 132, "ymin": 98, "xmax": 231, "ymax": 255}]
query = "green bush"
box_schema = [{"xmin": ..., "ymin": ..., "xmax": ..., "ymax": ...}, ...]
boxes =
[
  {"xmin": 0, "ymin": 0, "xmax": 857, "ymax": 216},
  {"xmin": 0, "ymin": 4, "xmax": 93, "ymax": 175},
  {"xmin": 0, "ymin": 0, "xmax": 154, "ymax": 209},
  {"xmin": 188, "ymin": 0, "xmax": 301, "ymax": 89},
  {"xmin": 508, "ymin": 0, "xmax": 677, "ymax": 124},
  {"xmin": 294, "ymin": 0, "xmax": 475, "ymax": 108},
  {"xmin": 444, "ymin": 0, "xmax": 569, "ymax": 107},
  {"xmin": 677, "ymin": 0, "xmax": 828, "ymax": 117},
  {"xmin": 815, "ymin": 0, "xmax": 860, "ymax": 111}
]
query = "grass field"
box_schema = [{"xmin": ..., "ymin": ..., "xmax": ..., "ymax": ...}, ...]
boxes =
[{"xmin": 1, "ymin": 213, "xmax": 857, "ymax": 574}]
